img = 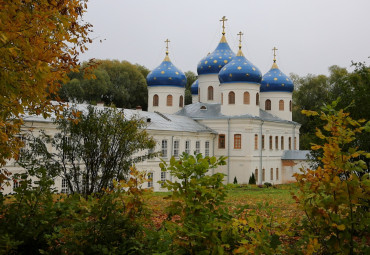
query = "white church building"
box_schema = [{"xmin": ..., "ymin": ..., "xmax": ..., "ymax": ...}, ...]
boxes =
[{"xmin": 4, "ymin": 20, "xmax": 309, "ymax": 193}]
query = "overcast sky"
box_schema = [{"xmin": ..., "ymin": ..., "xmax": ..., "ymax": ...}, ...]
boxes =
[{"xmin": 80, "ymin": 0, "xmax": 370, "ymax": 77}]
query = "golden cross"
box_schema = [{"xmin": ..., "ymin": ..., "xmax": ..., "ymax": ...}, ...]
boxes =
[
  {"xmin": 272, "ymin": 47, "xmax": 278, "ymax": 62},
  {"xmin": 220, "ymin": 16, "xmax": 228, "ymax": 35},
  {"xmin": 165, "ymin": 39, "xmax": 170, "ymax": 54},
  {"xmin": 237, "ymin": 31, "xmax": 244, "ymax": 49}
]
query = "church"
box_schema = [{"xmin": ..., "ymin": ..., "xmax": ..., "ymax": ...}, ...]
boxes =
[{"xmin": 4, "ymin": 18, "xmax": 309, "ymax": 193}]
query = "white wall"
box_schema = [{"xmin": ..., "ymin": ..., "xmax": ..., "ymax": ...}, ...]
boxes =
[
  {"xmin": 148, "ymin": 86, "xmax": 185, "ymax": 114},
  {"xmin": 198, "ymin": 74, "xmax": 221, "ymax": 104},
  {"xmin": 260, "ymin": 91, "xmax": 292, "ymax": 121}
]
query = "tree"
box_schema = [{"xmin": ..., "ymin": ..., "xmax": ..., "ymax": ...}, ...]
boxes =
[
  {"xmin": 0, "ymin": 0, "xmax": 92, "ymax": 168},
  {"xmin": 19, "ymin": 105, "xmax": 157, "ymax": 197},
  {"xmin": 248, "ymin": 173, "xmax": 256, "ymax": 184},
  {"xmin": 185, "ymin": 71, "xmax": 197, "ymax": 105},
  {"xmin": 293, "ymin": 101, "xmax": 370, "ymax": 254}
]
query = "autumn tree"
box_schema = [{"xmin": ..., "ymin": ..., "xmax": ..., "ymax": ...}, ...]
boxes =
[
  {"xmin": 19, "ymin": 105, "xmax": 157, "ymax": 197},
  {"xmin": 294, "ymin": 101, "xmax": 370, "ymax": 254},
  {"xmin": 0, "ymin": 0, "xmax": 92, "ymax": 169}
]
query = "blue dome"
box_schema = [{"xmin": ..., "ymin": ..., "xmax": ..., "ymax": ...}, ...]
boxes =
[
  {"xmin": 147, "ymin": 55, "xmax": 186, "ymax": 87},
  {"xmin": 260, "ymin": 62, "xmax": 294, "ymax": 92},
  {"xmin": 197, "ymin": 35, "xmax": 236, "ymax": 75},
  {"xmin": 218, "ymin": 49, "xmax": 262, "ymax": 84},
  {"xmin": 190, "ymin": 79, "xmax": 198, "ymax": 95}
]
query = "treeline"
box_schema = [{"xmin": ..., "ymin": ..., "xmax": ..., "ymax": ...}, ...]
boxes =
[{"xmin": 59, "ymin": 60, "xmax": 197, "ymax": 110}]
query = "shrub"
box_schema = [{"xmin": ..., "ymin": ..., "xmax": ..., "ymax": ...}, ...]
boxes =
[{"xmin": 248, "ymin": 173, "xmax": 256, "ymax": 184}]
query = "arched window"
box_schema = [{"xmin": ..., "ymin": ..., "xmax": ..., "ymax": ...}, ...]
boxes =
[
  {"xmin": 221, "ymin": 93, "xmax": 223, "ymax": 105},
  {"xmin": 265, "ymin": 99, "xmax": 271, "ymax": 110},
  {"xmin": 275, "ymin": 136, "xmax": 279, "ymax": 150},
  {"xmin": 153, "ymin": 94, "xmax": 159, "ymax": 107},
  {"xmin": 167, "ymin": 95, "xmax": 173, "ymax": 106},
  {"xmin": 281, "ymin": 136, "xmax": 284, "ymax": 150},
  {"xmin": 256, "ymin": 93, "xmax": 260, "ymax": 105},
  {"xmin": 270, "ymin": 168, "xmax": 273, "ymax": 181},
  {"xmin": 254, "ymin": 134, "xmax": 258, "ymax": 150},
  {"xmin": 243, "ymin": 92, "xmax": 250, "ymax": 104},
  {"xmin": 179, "ymin": 95, "xmax": 184, "ymax": 107},
  {"xmin": 269, "ymin": 136, "xmax": 273, "ymax": 150},
  {"xmin": 228, "ymin": 91, "xmax": 235, "ymax": 104},
  {"xmin": 208, "ymin": 86, "xmax": 214, "ymax": 100},
  {"xmin": 289, "ymin": 100, "xmax": 292, "ymax": 112},
  {"xmin": 279, "ymin": 100, "xmax": 284, "ymax": 111}
]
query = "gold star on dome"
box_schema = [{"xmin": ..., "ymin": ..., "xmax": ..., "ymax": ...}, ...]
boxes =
[
  {"xmin": 274, "ymin": 78, "xmax": 278, "ymax": 81},
  {"xmin": 161, "ymin": 71, "xmax": 165, "ymax": 74},
  {"xmin": 224, "ymin": 60, "xmax": 228, "ymax": 64},
  {"xmin": 223, "ymin": 68, "xmax": 227, "ymax": 71},
  {"xmin": 252, "ymin": 67, "xmax": 256, "ymax": 71},
  {"xmin": 154, "ymin": 77, "xmax": 157, "ymax": 80},
  {"xmin": 286, "ymin": 78, "xmax": 289, "ymax": 81},
  {"xmin": 205, "ymin": 61, "xmax": 208, "ymax": 64},
  {"xmin": 218, "ymin": 65, "xmax": 222, "ymax": 68},
  {"xmin": 237, "ymin": 66, "xmax": 242, "ymax": 70},
  {"xmin": 175, "ymin": 72, "xmax": 179, "ymax": 75},
  {"xmin": 282, "ymin": 84, "xmax": 285, "ymax": 86},
  {"xmin": 267, "ymin": 84, "xmax": 270, "ymax": 87},
  {"xmin": 229, "ymin": 74, "xmax": 232, "ymax": 77},
  {"xmin": 213, "ymin": 60, "xmax": 217, "ymax": 63},
  {"xmin": 219, "ymin": 56, "xmax": 222, "ymax": 59},
  {"xmin": 210, "ymin": 57, "xmax": 213, "ymax": 59},
  {"xmin": 169, "ymin": 77, "xmax": 172, "ymax": 80},
  {"xmin": 246, "ymin": 73, "xmax": 250, "ymax": 76}
]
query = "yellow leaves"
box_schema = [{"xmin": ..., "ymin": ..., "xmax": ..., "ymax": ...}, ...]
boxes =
[{"xmin": 302, "ymin": 110, "xmax": 319, "ymax": 116}]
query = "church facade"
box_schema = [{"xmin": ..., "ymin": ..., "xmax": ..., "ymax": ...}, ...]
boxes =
[{"xmin": 3, "ymin": 19, "xmax": 309, "ymax": 194}]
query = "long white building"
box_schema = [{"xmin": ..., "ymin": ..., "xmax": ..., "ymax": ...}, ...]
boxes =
[{"xmin": 3, "ymin": 20, "xmax": 309, "ymax": 193}]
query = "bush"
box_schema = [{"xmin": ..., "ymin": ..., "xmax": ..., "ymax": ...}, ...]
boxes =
[{"xmin": 248, "ymin": 173, "xmax": 256, "ymax": 184}]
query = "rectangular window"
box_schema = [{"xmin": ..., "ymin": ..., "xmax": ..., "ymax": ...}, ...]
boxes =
[
  {"xmin": 269, "ymin": 136, "xmax": 273, "ymax": 150},
  {"xmin": 281, "ymin": 136, "xmax": 284, "ymax": 150},
  {"xmin": 234, "ymin": 134, "xmax": 241, "ymax": 149},
  {"xmin": 205, "ymin": 141, "xmax": 210, "ymax": 156},
  {"xmin": 61, "ymin": 178, "xmax": 69, "ymax": 194},
  {"xmin": 185, "ymin": 140, "xmax": 191, "ymax": 154},
  {"xmin": 254, "ymin": 134, "xmax": 258, "ymax": 150},
  {"xmin": 173, "ymin": 140, "xmax": 179, "ymax": 157},
  {"xmin": 162, "ymin": 140, "xmax": 168, "ymax": 158},
  {"xmin": 147, "ymin": 172, "xmax": 153, "ymax": 188},
  {"xmin": 275, "ymin": 136, "xmax": 278, "ymax": 150},
  {"xmin": 276, "ymin": 168, "xmax": 279, "ymax": 180},
  {"xmin": 270, "ymin": 168, "xmax": 273, "ymax": 181},
  {"xmin": 262, "ymin": 135, "xmax": 265, "ymax": 150},
  {"xmin": 218, "ymin": 134, "xmax": 225, "ymax": 149},
  {"xmin": 289, "ymin": 137, "xmax": 292, "ymax": 150},
  {"xmin": 196, "ymin": 141, "xmax": 200, "ymax": 154},
  {"xmin": 160, "ymin": 172, "xmax": 166, "ymax": 187}
]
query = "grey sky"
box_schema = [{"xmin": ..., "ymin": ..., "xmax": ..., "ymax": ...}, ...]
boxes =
[{"xmin": 81, "ymin": 0, "xmax": 370, "ymax": 77}]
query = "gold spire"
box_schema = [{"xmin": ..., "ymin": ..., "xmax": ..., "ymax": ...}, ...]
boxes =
[
  {"xmin": 164, "ymin": 39, "xmax": 170, "ymax": 61},
  {"xmin": 271, "ymin": 46, "xmax": 278, "ymax": 69},
  {"xmin": 219, "ymin": 16, "xmax": 227, "ymax": 43},
  {"xmin": 236, "ymin": 31, "xmax": 244, "ymax": 56}
]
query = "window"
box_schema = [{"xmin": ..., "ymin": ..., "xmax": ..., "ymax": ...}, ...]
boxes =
[
  {"xmin": 276, "ymin": 168, "xmax": 279, "ymax": 180},
  {"xmin": 262, "ymin": 168, "xmax": 265, "ymax": 182},
  {"xmin": 148, "ymin": 172, "xmax": 153, "ymax": 188},
  {"xmin": 269, "ymin": 136, "xmax": 273, "ymax": 150},
  {"xmin": 166, "ymin": 95, "xmax": 173, "ymax": 106},
  {"xmin": 179, "ymin": 95, "xmax": 184, "ymax": 107},
  {"xmin": 243, "ymin": 92, "xmax": 250, "ymax": 104},
  {"xmin": 161, "ymin": 172, "xmax": 166, "ymax": 187},
  {"xmin": 279, "ymin": 100, "xmax": 284, "ymax": 111},
  {"xmin": 275, "ymin": 136, "xmax": 279, "ymax": 150},
  {"xmin": 205, "ymin": 141, "xmax": 210, "ymax": 156},
  {"xmin": 228, "ymin": 91, "xmax": 235, "ymax": 104},
  {"xmin": 162, "ymin": 140, "xmax": 168, "ymax": 157},
  {"xmin": 262, "ymin": 135, "xmax": 265, "ymax": 150},
  {"xmin": 173, "ymin": 140, "xmax": 179, "ymax": 157},
  {"xmin": 218, "ymin": 134, "xmax": 225, "ymax": 149},
  {"xmin": 221, "ymin": 93, "xmax": 223, "ymax": 105},
  {"xmin": 254, "ymin": 134, "xmax": 258, "ymax": 150},
  {"xmin": 265, "ymin": 99, "xmax": 271, "ymax": 110},
  {"xmin": 289, "ymin": 100, "xmax": 292, "ymax": 112},
  {"xmin": 13, "ymin": 180, "xmax": 19, "ymax": 191},
  {"xmin": 289, "ymin": 137, "xmax": 292, "ymax": 150},
  {"xmin": 234, "ymin": 134, "xmax": 241, "ymax": 149},
  {"xmin": 281, "ymin": 136, "xmax": 284, "ymax": 150},
  {"xmin": 294, "ymin": 137, "xmax": 297, "ymax": 150},
  {"xmin": 61, "ymin": 178, "xmax": 69, "ymax": 194},
  {"xmin": 185, "ymin": 140, "xmax": 191, "ymax": 154},
  {"xmin": 255, "ymin": 169, "xmax": 258, "ymax": 183},
  {"xmin": 270, "ymin": 168, "xmax": 273, "ymax": 181},
  {"xmin": 195, "ymin": 141, "xmax": 201, "ymax": 154},
  {"xmin": 256, "ymin": 93, "xmax": 259, "ymax": 105},
  {"xmin": 153, "ymin": 94, "xmax": 159, "ymax": 106},
  {"xmin": 208, "ymin": 86, "xmax": 214, "ymax": 100}
]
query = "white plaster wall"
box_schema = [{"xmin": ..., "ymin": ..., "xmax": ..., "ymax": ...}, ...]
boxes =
[
  {"xmin": 198, "ymin": 74, "xmax": 221, "ymax": 104},
  {"xmin": 192, "ymin": 95, "xmax": 198, "ymax": 104},
  {"xmin": 220, "ymin": 82, "xmax": 260, "ymax": 116},
  {"xmin": 260, "ymin": 92, "xmax": 292, "ymax": 121},
  {"xmin": 148, "ymin": 86, "xmax": 185, "ymax": 114}
]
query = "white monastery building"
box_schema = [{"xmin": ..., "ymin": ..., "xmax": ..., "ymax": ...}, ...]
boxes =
[{"xmin": 4, "ymin": 18, "xmax": 309, "ymax": 193}]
